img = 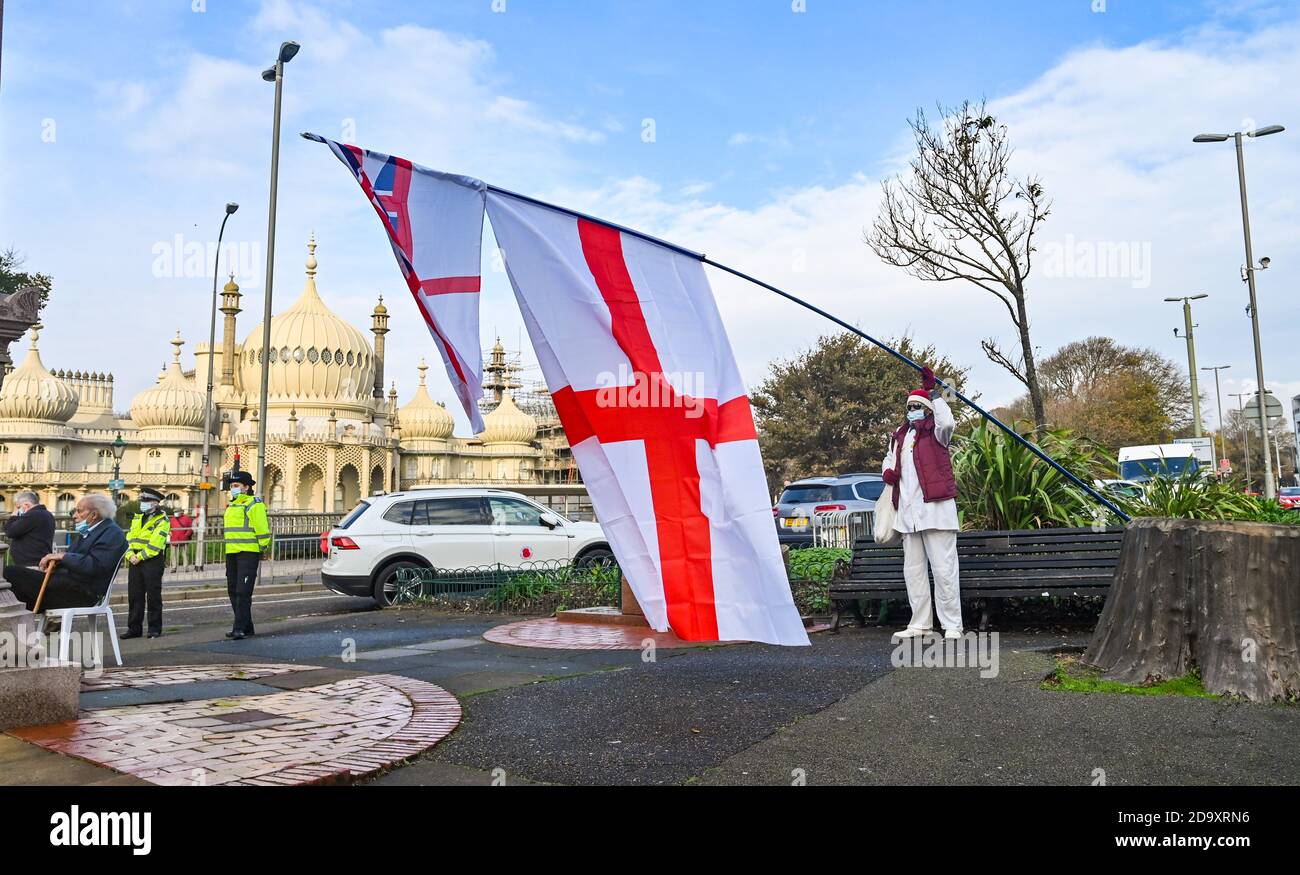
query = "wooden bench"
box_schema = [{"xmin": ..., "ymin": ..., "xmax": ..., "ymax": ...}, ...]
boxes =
[{"xmin": 829, "ymin": 526, "xmax": 1126, "ymax": 632}]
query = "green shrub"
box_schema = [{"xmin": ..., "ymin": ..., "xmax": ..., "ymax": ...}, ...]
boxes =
[
  {"xmin": 1116, "ymin": 468, "xmax": 1300, "ymax": 524},
  {"xmin": 952, "ymin": 421, "xmax": 1114, "ymax": 530},
  {"xmin": 786, "ymin": 547, "xmax": 850, "ymax": 582}
]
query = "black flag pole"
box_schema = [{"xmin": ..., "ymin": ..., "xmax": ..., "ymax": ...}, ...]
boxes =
[
  {"xmin": 486, "ymin": 184, "xmax": 1131, "ymax": 522},
  {"xmin": 699, "ymin": 257, "xmax": 1130, "ymax": 522},
  {"xmin": 300, "ymin": 133, "xmax": 1129, "ymax": 522}
]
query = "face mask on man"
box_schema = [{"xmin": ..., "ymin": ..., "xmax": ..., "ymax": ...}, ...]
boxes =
[
  {"xmin": 140, "ymin": 501, "xmax": 156, "ymax": 513},
  {"xmin": 230, "ymin": 485, "xmax": 243, "ymax": 498},
  {"xmin": 75, "ymin": 519, "xmax": 91, "ymax": 535},
  {"xmin": 907, "ymin": 408, "xmax": 927, "ymax": 423}
]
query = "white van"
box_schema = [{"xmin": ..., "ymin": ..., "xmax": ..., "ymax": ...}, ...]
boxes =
[{"xmin": 1116, "ymin": 444, "xmax": 1201, "ymax": 483}]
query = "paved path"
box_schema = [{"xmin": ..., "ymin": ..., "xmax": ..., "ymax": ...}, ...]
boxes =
[{"xmin": 6, "ymin": 597, "xmax": 1298, "ymax": 786}]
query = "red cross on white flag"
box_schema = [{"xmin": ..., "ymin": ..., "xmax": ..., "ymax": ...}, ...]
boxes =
[{"xmin": 486, "ymin": 192, "xmax": 809, "ymax": 646}]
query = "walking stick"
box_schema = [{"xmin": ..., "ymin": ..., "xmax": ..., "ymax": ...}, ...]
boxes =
[{"xmin": 32, "ymin": 561, "xmax": 57, "ymax": 615}]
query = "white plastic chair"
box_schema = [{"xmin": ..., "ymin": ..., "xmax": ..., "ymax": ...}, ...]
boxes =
[{"xmin": 35, "ymin": 551, "xmax": 126, "ymax": 668}]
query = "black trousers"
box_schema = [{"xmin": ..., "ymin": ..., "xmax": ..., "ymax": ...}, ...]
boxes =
[
  {"xmin": 225, "ymin": 552, "xmax": 260, "ymax": 634},
  {"xmin": 126, "ymin": 554, "xmax": 165, "ymax": 635},
  {"xmin": 2, "ymin": 563, "xmax": 98, "ymax": 611}
]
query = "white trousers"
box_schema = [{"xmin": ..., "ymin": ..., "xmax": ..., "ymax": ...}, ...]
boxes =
[{"xmin": 901, "ymin": 530, "xmax": 963, "ymax": 633}]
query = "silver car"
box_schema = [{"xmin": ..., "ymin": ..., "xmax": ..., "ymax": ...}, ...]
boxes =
[{"xmin": 774, "ymin": 474, "xmax": 885, "ymax": 546}]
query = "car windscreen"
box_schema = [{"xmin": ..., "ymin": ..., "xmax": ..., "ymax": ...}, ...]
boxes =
[
  {"xmin": 337, "ymin": 501, "xmax": 370, "ymax": 529},
  {"xmin": 1280, "ymin": 487, "xmax": 1300, "ymax": 497},
  {"xmin": 1119, "ymin": 457, "xmax": 1198, "ymax": 480}
]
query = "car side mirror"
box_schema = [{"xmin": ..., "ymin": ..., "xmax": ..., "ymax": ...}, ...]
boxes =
[{"xmin": 539, "ymin": 512, "xmax": 560, "ymax": 529}]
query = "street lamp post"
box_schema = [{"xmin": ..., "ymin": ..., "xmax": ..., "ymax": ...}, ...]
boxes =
[
  {"xmin": 255, "ymin": 40, "xmax": 300, "ymax": 500},
  {"xmin": 198, "ymin": 202, "xmax": 238, "ymax": 570},
  {"xmin": 1230, "ymin": 391, "xmax": 1253, "ymax": 490},
  {"xmin": 109, "ymin": 432, "xmax": 127, "ymax": 505},
  {"xmin": 1165, "ymin": 294, "xmax": 1208, "ymax": 437},
  {"xmin": 1201, "ymin": 364, "xmax": 1230, "ymax": 473},
  {"xmin": 1194, "ymin": 124, "xmax": 1284, "ymax": 499}
]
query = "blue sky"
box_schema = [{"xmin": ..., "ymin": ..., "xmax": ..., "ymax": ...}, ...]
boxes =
[{"xmin": 3, "ymin": 0, "xmax": 1298, "ymax": 436}]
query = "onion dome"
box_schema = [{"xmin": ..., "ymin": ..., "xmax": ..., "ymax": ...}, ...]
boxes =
[
  {"xmin": 239, "ymin": 235, "xmax": 376, "ymax": 416},
  {"xmin": 0, "ymin": 324, "xmax": 78, "ymax": 423},
  {"xmin": 399, "ymin": 359, "xmax": 455, "ymax": 440},
  {"xmin": 478, "ymin": 391, "xmax": 537, "ymax": 445},
  {"xmin": 129, "ymin": 332, "xmax": 206, "ymax": 430}
]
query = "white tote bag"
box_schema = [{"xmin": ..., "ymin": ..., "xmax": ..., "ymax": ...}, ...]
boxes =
[
  {"xmin": 873, "ymin": 436, "xmax": 900, "ymax": 545},
  {"xmin": 873, "ymin": 487, "xmax": 899, "ymax": 545}
]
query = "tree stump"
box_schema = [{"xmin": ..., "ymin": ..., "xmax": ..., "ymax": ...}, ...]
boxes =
[{"xmin": 1083, "ymin": 517, "xmax": 1300, "ymax": 703}]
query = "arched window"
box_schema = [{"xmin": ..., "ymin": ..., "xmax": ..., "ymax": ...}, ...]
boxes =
[
  {"xmin": 404, "ymin": 458, "xmax": 417, "ymax": 479},
  {"xmin": 147, "ymin": 448, "xmax": 164, "ymax": 474},
  {"xmin": 27, "ymin": 445, "xmax": 45, "ymax": 471},
  {"xmin": 178, "ymin": 449, "xmax": 193, "ymax": 474},
  {"xmin": 56, "ymin": 493, "xmax": 77, "ymax": 514},
  {"xmin": 96, "ymin": 449, "xmax": 114, "ymax": 473}
]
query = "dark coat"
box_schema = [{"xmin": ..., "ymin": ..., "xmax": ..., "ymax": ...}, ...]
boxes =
[
  {"xmin": 59, "ymin": 519, "xmax": 128, "ymax": 598},
  {"xmin": 2, "ymin": 503, "xmax": 56, "ymax": 567}
]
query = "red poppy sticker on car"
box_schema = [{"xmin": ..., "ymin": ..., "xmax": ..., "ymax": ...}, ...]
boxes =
[{"xmin": 521, "ymin": 546, "xmax": 532, "ymax": 559}]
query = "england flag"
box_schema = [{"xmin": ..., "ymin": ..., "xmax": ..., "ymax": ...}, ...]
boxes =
[
  {"xmin": 486, "ymin": 192, "xmax": 809, "ymax": 646},
  {"xmin": 307, "ymin": 133, "xmax": 487, "ymax": 433}
]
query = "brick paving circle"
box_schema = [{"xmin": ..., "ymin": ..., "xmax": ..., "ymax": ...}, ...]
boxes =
[
  {"xmin": 9, "ymin": 665, "xmax": 461, "ymax": 786},
  {"xmin": 483, "ymin": 617, "xmax": 831, "ymax": 650}
]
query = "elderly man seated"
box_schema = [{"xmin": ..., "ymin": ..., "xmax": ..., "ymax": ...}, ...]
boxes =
[{"xmin": 2, "ymin": 493, "xmax": 127, "ymax": 612}]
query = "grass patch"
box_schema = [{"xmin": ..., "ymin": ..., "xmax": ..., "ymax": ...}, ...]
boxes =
[{"xmin": 1042, "ymin": 654, "xmax": 1219, "ymax": 699}]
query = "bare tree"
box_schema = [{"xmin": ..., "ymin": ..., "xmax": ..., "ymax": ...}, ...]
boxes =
[{"xmin": 869, "ymin": 100, "xmax": 1051, "ymax": 430}]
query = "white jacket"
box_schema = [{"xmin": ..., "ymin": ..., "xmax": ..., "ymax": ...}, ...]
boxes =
[{"xmin": 881, "ymin": 396, "xmax": 960, "ymax": 533}]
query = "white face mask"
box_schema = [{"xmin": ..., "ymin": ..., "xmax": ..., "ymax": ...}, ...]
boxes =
[
  {"xmin": 140, "ymin": 501, "xmax": 157, "ymax": 512},
  {"xmin": 229, "ymin": 485, "xmax": 243, "ymax": 497},
  {"xmin": 907, "ymin": 408, "xmax": 927, "ymax": 423}
]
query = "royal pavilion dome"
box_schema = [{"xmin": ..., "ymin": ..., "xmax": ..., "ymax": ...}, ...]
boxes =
[
  {"xmin": 399, "ymin": 359, "xmax": 455, "ymax": 440},
  {"xmin": 239, "ymin": 235, "xmax": 376, "ymax": 419},
  {"xmin": 478, "ymin": 391, "xmax": 537, "ymax": 445},
  {"xmin": 0, "ymin": 324, "xmax": 78, "ymax": 431},
  {"xmin": 129, "ymin": 331, "xmax": 206, "ymax": 433}
]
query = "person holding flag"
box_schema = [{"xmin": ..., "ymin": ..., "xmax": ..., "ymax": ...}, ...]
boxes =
[
  {"xmin": 122, "ymin": 487, "xmax": 171, "ymax": 639},
  {"xmin": 880, "ymin": 366, "xmax": 964, "ymax": 640}
]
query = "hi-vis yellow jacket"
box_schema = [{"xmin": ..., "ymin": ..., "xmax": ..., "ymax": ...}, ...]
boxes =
[
  {"xmin": 125, "ymin": 510, "xmax": 170, "ymax": 561},
  {"xmin": 223, "ymin": 494, "xmax": 271, "ymax": 555}
]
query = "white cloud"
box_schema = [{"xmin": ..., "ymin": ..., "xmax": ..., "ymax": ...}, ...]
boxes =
[{"xmin": 10, "ymin": 1, "xmax": 1300, "ymax": 444}]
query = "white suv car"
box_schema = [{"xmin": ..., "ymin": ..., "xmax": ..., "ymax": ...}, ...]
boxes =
[{"xmin": 320, "ymin": 488, "xmax": 613, "ymax": 605}]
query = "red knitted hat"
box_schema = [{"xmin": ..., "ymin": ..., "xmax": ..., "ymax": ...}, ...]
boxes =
[{"xmin": 906, "ymin": 389, "xmax": 934, "ymax": 411}]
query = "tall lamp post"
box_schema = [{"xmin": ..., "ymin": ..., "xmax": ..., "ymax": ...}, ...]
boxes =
[
  {"xmin": 1164, "ymin": 293, "xmax": 1208, "ymax": 437},
  {"xmin": 1201, "ymin": 364, "xmax": 1230, "ymax": 473},
  {"xmin": 199, "ymin": 202, "xmax": 238, "ymax": 568},
  {"xmin": 1194, "ymin": 124, "xmax": 1284, "ymax": 499},
  {"xmin": 1230, "ymin": 391, "xmax": 1253, "ymax": 490},
  {"xmin": 255, "ymin": 40, "xmax": 300, "ymax": 499},
  {"xmin": 109, "ymin": 432, "xmax": 127, "ymax": 505}
]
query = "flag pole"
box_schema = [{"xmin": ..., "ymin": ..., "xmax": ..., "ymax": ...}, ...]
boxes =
[
  {"xmin": 300, "ymin": 135, "xmax": 1129, "ymax": 522},
  {"xmin": 698, "ymin": 256, "xmax": 1130, "ymax": 522},
  {"xmin": 484, "ymin": 186, "xmax": 1129, "ymax": 522}
]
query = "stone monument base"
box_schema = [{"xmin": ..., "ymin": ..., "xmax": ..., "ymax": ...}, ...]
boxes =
[
  {"xmin": 0, "ymin": 575, "xmax": 83, "ymax": 730},
  {"xmin": 556, "ymin": 576, "xmax": 649, "ymax": 627}
]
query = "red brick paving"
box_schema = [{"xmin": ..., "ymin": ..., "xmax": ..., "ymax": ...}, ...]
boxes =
[
  {"xmin": 9, "ymin": 665, "xmax": 461, "ymax": 786},
  {"xmin": 483, "ymin": 617, "xmax": 830, "ymax": 650}
]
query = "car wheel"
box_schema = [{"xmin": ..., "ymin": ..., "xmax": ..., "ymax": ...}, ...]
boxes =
[
  {"xmin": 576, "ymin": 547, "xmax": 616, "ymax": 570},
  {"xmin": 372, "ymin": 560, "xmax": 427, "ymax": 607}
]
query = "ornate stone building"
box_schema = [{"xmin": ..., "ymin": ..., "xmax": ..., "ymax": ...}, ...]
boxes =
[{"xmin": 0, "ymin": 237, "xmax": 576, "ymax": 516}]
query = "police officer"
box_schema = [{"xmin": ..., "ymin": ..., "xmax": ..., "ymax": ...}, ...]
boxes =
[
  {"xmin": 122, "ymin": 487, "xmax": 171, "ymax": 639},
  {"xmin": 223, "ymin": 470, "xmax": 271, "ymax": 640}
]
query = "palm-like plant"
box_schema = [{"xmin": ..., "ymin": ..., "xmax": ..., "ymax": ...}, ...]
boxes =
[{"xmin": 952, "ymin": 421, "xmax": 1113, "ymax": 530}]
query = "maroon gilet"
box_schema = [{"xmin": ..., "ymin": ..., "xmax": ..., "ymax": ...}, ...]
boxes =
[{"xmin": 889, "ymin": 417, "xmax": 958, "ymax": 509}]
